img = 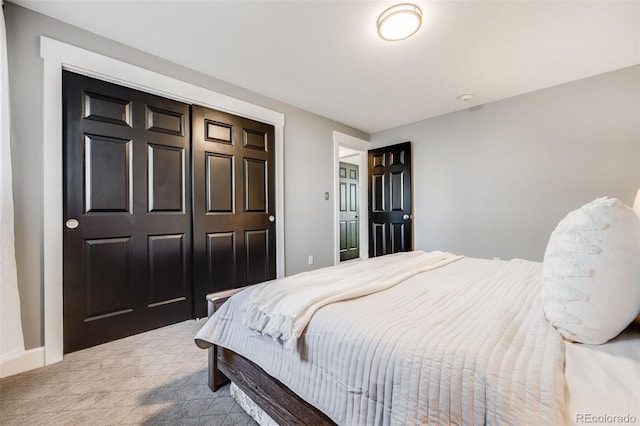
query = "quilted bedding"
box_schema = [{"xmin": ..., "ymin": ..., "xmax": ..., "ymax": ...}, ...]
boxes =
[{"xmin": 195, "ymin": 256, "xmax": 566, "ymax": 425}]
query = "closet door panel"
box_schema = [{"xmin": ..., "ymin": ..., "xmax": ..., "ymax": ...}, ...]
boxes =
[
  {"xmin": 192, "ymin": 106, "xmax": 276, "ymax": 317},
  {"xmin": 63, "ymin": 71, "xmax": 192, "ymax": 353}
]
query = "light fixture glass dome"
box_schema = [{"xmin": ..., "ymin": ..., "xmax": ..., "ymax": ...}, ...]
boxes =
[{"xmin": 377, "ymin": 3, "xmax": 423, "ymax": 41}]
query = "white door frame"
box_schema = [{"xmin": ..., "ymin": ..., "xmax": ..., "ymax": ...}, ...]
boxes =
[
  {"xmin": 40, "ymin": 37, "xmax": 285, "ymax": 365},
  {"xmin": 333, "ymin": 131, "xmax": 370, "ymax": 265}
]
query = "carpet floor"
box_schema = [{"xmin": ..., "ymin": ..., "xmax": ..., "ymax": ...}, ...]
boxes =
[{"xmin": 0, "ymin": 319, "xmax": 257, "ymax": 425}]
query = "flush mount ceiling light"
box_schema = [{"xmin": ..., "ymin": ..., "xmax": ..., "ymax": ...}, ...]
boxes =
[{"xmin": 377, "ymin": 3, "xmax": 423, "ymax": 41}]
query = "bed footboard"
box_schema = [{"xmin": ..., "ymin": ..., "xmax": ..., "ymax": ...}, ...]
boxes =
[
  {"xmin": 206, "ymin": 287, "xmax": 250, "ymax": 392},
  {"xmin": 208, "ymin": 343, "xmax": 229, "ymax": 392}
]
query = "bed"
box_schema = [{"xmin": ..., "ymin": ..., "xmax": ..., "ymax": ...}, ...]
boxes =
[{"xmin": 195, "ymin": 198, "xmax": 640, "ymax": 426}]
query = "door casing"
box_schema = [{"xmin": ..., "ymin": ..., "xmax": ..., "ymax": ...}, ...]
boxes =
[
  {"xmin": 40, "ymin": 37, "xmax": 285, "ymax": 366},
  {"xmin": 333, "ymin": 131, "xmax": 370, "ymax": 265}
]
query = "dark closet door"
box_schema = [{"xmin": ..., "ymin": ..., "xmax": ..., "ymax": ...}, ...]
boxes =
[
  {"xmin": 192, "ymin": 106, "xmax": 276, "ymax": 317},
  {"xmin": 63, "ymin": 71, "xmax": 193, "ymax": 353},
  {"xmin": 339, "ymin": 162, "xmax": 359, "ymax": 261},
  {"xmin": 368, "ymin": 142, "xmax": 413, "ymax": 257}
]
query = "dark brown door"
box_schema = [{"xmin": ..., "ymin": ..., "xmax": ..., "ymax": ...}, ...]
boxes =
[
  {"xmin": 368, "ymin": 142, "xmax": 412, "ymax": 257},
  {"xmin": 63, "ymin": 71, "xmax": 193, "ymax": 353},
  {"xmin": 192, "ymin": 106, "xmax": 276, "ymax": 318},
  {"xmin": 339, "ymin": 162, "xmax": 359, "ymax": 261}
]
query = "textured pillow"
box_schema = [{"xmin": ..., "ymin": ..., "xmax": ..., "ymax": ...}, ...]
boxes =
[{"xmin": 542, "ymin": 197, "xmax": 640, "ymax": 344}]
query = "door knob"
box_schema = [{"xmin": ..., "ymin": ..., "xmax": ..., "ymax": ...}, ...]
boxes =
[
  {"xmin": 269, "ymin": 215, "xmax": 275, "ymax": 222},
  {"xmin": 403, "ymin": 214, "xmax": 410, "ymax": 220},
  {"xmin": 66, "ymin": 218, "xmax": 79, "ymax": 229}
]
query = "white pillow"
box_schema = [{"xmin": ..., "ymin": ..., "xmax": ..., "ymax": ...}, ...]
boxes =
[{"xmin": 542, "ymin": 197, "xmax": 640, "ymax": 344}]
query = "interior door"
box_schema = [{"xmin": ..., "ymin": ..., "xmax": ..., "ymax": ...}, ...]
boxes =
[
  {"xmin": 192, "ymin": 106, "xmax": 276, "ymax": 318},
  {"xmin": 368, "ymin": 142, "xmax": 412, "ymax": 257},
  {"xmin": 339, "ymin": 162, "xmax": 359, "ymax": 261},
  {"xmin": 63, "ymin": 71, "xmax": 193, "ymax": 353}
]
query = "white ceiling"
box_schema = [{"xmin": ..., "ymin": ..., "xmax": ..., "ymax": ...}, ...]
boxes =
[{"xmin": 13, "ymin": 0, "xmax": 640, "ymax": 134}]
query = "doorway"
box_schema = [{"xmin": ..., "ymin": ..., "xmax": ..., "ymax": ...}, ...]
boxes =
[
  {"xmin": 333, "ymin": 132, "xmax": 370, "ymax": 265},
  {"xmin": 63, "ymin": 71, "xmax": 276, "ymax": 352}
]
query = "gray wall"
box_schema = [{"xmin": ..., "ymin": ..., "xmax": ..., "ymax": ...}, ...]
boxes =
[
  {"xmin": 372, "ymin": 65, "xmax": 640, "ymax": 262},
  {"xmin": 5, "ymin": 2, "xmax": 368, "ymax": 349}
]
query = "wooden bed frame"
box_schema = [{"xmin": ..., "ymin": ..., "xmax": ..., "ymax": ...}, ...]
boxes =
[{"xmin": 206, "ymin": 289, "xmax": 335, "ymax": 426}]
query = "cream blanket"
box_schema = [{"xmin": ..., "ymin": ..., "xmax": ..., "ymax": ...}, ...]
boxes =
[{"xmin": 241, "ymin": 250, "xmax": 463, "ymax": 351}]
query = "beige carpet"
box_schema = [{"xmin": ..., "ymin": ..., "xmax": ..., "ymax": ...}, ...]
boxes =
[{"xmin": 0, "ymin": 319, "xmax": 257, "ymax": 425}]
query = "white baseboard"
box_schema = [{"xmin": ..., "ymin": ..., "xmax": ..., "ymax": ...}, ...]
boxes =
[{"xmin": 0, "ymin": 347, "xmax": 45, "ymax": 378}]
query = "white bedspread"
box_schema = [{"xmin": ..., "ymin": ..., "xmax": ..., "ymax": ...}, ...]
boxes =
[
  {"xmin": 196, "ymin": 256, "xmax": 566, "ymax": 425},
  {"xmin": 564, "ymin": 326, "xmax": 640, "ymax": 425},
  {"xmin": 241, "ymin": 250, "xmax": 463, "ymax": 351}
]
